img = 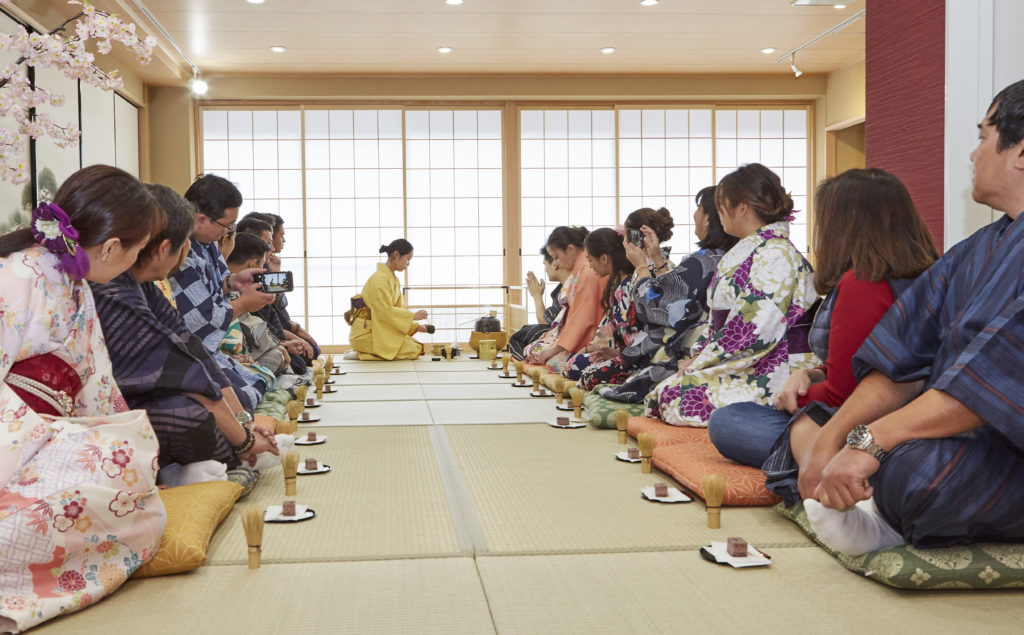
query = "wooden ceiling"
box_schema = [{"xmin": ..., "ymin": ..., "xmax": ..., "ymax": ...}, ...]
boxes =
[{"xmin": 16, "ymin": 0, "xmax": 866, "ymax": 83}]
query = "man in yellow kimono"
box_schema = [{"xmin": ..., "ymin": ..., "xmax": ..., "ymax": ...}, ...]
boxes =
[{"xmin": 348, "ymin": 239, "xmax": 429, "ymax": 360}]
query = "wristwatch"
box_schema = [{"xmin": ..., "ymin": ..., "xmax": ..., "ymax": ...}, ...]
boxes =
[
  {"xmin": 234, "ymin": 410, "xmax": 253, "ymax": 426},
  {"xmin": 846, "ymin": 425, "xmax": 888, "ymax": 462}
]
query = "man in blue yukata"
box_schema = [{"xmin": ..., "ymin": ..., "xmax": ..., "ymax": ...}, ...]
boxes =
[
  {"xmin": 168, "ymin": 174, "xmax": 277, "ymax": 412},
  {"xmin": 793, "ymin": 79, "xmax": 1024, "ymax": 555}
]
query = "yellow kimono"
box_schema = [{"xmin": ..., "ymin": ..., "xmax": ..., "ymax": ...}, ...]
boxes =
[{"xmin": 349, "ymin": 263, "xmax": 424, "ymax": 361}]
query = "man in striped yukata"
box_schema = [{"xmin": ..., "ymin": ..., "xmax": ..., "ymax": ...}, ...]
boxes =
[{"xmin": 794, "ymin": 79, "xmax": 1024, "ymax": 555}]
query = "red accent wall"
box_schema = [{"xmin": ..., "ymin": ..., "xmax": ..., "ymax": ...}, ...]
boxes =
[{"xmin": 865, "ymin": 0, "xmax": 945, "ymax": 245}]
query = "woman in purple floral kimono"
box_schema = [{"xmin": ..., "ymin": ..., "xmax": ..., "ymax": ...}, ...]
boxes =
[{"xmin": 647, "ymin": 164, "xmax": 820, "ymax": 426}]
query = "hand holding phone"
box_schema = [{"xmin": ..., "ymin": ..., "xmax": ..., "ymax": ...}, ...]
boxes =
[{"xmin": 251, "ymin": 271, "xmax": 294, "ymax": 294}]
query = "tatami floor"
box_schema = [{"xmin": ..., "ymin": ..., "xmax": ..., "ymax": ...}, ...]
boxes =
[{"xmin": 36, "ymin": 357, "xmax": 1024, "ymax": 634}]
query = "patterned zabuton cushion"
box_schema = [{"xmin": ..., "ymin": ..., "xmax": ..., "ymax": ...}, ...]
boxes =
[
  {"xmin": 626, "ymin": 416, "xmax": 704, "ymax": 447},
  {"xmin": 776, "ymin": 501, "xmax": 1024, "ymax": 589},
  {"xmin": 582, "ymin": 389, "xmax": 645, "ymax": 429}
]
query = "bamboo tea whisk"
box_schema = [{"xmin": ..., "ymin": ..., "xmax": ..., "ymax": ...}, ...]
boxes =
[
  {"xmin": 501, "ymin": 353, "xmax": 511, "ymax": 374},
  {"xmin": 638, "ymin": 432, "xmax": 654, "ymax": 474},
  {"xmin": 295, "ymin": 384, "xmax": 309, "ymax": 405},
  {"xmin": 615, "ymin": 410, "xmax": 629, "ymax": 444},
  {"xmin": 241, "ymin": 506, "xmax": 264, "ymax": 570},
  {"xmin": 277, "ymin": 417, "xmax": 296, "ymax": 436},
  {"xmin": 514, "ymin": 359, "xmax": 525, "ymax": 384},
  {"xmin": 286, "ymin": 399, "xmax": 303, "ymax": 425},
  {"xmin": 703, "ymin": 473, "xmax": 725, "ymax": 529},
  {"xmin": 569, "ymin": 387, "xmax": 584, "ymax": 420},
  {"xmin": 528, "ymin": 368, "xmax": 541, "ymax": 393},
  {"xmin": 283, "ymin": 451, "xmax": 299, "ymax": 496},
  {"xmin": 554, "ymin": 378, "xmax": 567, "ymax": 406},
  {"xmin": 313, "ymin": 370, "xmax": 325, "ymax": 400},
  {"xmin": 326, "ymin": 354, "xmax": 334, "ymax": 370}
]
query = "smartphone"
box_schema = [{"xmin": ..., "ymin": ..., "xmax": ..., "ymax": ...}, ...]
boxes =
[
  {"xmin": 628, "ymin": 229, "xmax": 644, "ymax": 247},
  {"xmin": 252, "ymin": 271, "xmax": 294, "ymax": 293}
]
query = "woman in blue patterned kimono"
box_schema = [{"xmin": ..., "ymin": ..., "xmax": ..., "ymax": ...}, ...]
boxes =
[
  {"xmin": 92, "ymin": 185, "xmax": 277, "ymax": 485},
  {"xmin": 601, "ymin": 188, "xmax": 739, "ymax": 403},
  {"xmin": 647, "ymin": 164, "xmax": 819, "ymax": 426}
]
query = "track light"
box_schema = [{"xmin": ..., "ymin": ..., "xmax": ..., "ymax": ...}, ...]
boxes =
[
  {"xmin": 789, "ymin": 54, "xmax": 803, "ymax": 78},
  {"xmin": 191, "ymin": 70, "xmax": 208, "ymax": 95}
]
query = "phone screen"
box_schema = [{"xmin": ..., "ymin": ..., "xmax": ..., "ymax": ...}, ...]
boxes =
[{"xmin": 254, "ymin": 271, "xmax": 293, "ymax": 293}]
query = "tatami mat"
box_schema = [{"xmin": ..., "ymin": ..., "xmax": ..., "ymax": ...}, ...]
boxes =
[
  {"xmin": 422, "ymin": 383, "xmax": 536, "ymax": 400},
  {"xmin": 335, "ymin": 360, "xmax": 417, "ymax": 373},
  {"xmin": 477, "ymin": 550, "xmax": 1024, "ymax": 635},
  {"xmin": 429, "ymin": 399, "xmax": 561, "ymax": 425},
  {"xmin": 319, "ymin": 383, "xmax": 426, "ymax": 402},
  {"xmin": 34, "ymin": 558, "xmax": 495, "ymax": 635},
  {"xmin": 331, "ymin": 370, "xmax": 420, "ymax": 385},
  {"xmin": 206, "ymin": 426, "xmax": 461, "ymax": 563},
  {"xmin": 298, "ymin": 400, "xmax": 434, "ymax": 427},
  {"xmin": 417, "ymin": 370, "xmax": 520, "ymax": 384},
  {"xmin": 445, "ymin": 424, "xmax": 809, "ymax": 554}
]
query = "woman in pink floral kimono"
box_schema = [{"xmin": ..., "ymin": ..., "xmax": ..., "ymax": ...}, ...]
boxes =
[{"xmin": 0, "ymin": 165, "xmax": 168, "ymax": 633}]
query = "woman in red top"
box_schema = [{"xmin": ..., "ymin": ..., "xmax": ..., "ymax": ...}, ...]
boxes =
[{"xmin": 707, "ymin": 169, "xmax": 939, "ymax": 480}]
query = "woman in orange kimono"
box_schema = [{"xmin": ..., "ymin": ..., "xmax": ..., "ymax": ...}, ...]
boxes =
[
  {"xmin": 348, "ymin": 239, "xmax": 429, "ymax": 361},
  {"xmin": 526, "ymin": 226, "xmax": 607, "ymax": 372}
]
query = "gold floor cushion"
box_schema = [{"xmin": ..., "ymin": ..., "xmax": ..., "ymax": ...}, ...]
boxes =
[{"xmin": 133, "ymin": 480, "xmax": 243, "ymax": 578}]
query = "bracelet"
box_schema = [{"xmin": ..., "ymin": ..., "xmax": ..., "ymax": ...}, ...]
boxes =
[{"xmin": 231, "ymin": 424, "xmax": 256, "ymax": 455}]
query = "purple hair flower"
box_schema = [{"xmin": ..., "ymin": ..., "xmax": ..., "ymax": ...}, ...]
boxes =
[{"xmin": 31, "ymin": 202, "xmax": 89, "ymax": 280}]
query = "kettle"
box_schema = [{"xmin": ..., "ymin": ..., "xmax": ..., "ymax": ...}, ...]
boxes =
[{"xmin": 474, "ymin": 310, "xmax": 502, "ymax": 333}]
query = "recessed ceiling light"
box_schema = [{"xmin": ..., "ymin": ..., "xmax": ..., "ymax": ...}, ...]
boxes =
[
  {"xmin": 601, "ymin": 47, "xmax": 616, "ymax": 54},
  {"xmin": 761, "ymin": 47, "xmax": 777, "ymax": 54},
  {"xmin": 270, "ymin": 46, "xmax": 285, "ymax": 53},
  {"xmin": 640, "ymin": 0, "xmax": 659, "ymax": 6},
  {"xmin": 834, "ymin": 3, "xmax": 847, "ymax": 7},
  {"xmin": 445, "ymin": 0, "xmax": 464, "ymax": 4},
  {"xmin": 245, "ymin": 0, "xmax": 265, "ymax": 4},
  {"xmin": 438, "ymin": 46, "xmax": 453, "ymax": 54}
]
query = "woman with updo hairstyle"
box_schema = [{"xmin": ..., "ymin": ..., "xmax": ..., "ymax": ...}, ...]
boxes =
[
  {"xmin": 601, "ymin": 190, "xmax": 740, "ymax": 402},
  {"xmin": 647, "ymin": 163, "xmax": 819, "ymax": 427},
  {"xmin": 524, "ymin": 226, "xmax": 608, "ymax": 372},
  {"xmin": 507, "ymin": 245, "xmax": 573, "ymax": 360},
  {"xmin": 562, "ymin": 227, "xmax": 640, "ymax": 388},
  {"xmin": 347, "ymin": 238, "xmax": 430, "ymax": 360},
  {"xmin": 0, "ymin": 165, "xmax": 168, "ymax": 631}
]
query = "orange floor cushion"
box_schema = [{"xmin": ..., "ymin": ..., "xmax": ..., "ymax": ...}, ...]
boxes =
[
  {"xmin": 652, "ymin": 439, "xmax": 781, "ymax": 507},
  {"xmin": 626, "ymin": 416, "xmax": 704, "ymax": 447}
]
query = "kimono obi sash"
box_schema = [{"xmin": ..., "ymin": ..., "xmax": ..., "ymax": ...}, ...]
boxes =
[
  {"xmin": 344, "ymin": 295, "xmax": 371, "ymax": 325},
  {"xmin": 5, "ymin": 353, "xmax": 82, "ymax": 417}
]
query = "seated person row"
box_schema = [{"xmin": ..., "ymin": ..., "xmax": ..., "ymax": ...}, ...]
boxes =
[
  {"xmin": 765, "ymin": 79, "xmax": 1024, "ymax": 555},
  {"xmin": 0, "ymin": 166, "xmax": 167, "ymax": 631},
  {"xmin": 347, "ymin": 239, "xmax": 431, "ymax": 360},
  {"xmin": 169, "ymin": 174, "xmax": 275, "ymax": 410},
  {"xmin": 647, "ymin": 163, "xmax": 820, "ymax": 426},
  {"xmin": 507, "ymin": 247, "xmax": 571, "ymax": 360},
  {"xmin": 562, "ymin": 227, "xmax": 639, "ymax": 388},
  {"xmin": 706, "ymin": 168, "xmax": 937, "ymax": 469},
  {"xmin": 525, "ymin": 226, "xmax": 607, "ymax": 371},
  {"xmin": 601, "ymin": 188, "xmax": 738, "ymax": 402},
  {"xmin": 93, "ymin": 186, "xmax": 278, "ymax": 487},
  {"xmin": 242, "ymin": 211, "xmax": 321, "ymax": 361}
]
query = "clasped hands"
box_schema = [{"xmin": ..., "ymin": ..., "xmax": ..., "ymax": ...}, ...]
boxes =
[{"xmin": 798, "ymin": 427, "xmax": 879, "ymax": 512}]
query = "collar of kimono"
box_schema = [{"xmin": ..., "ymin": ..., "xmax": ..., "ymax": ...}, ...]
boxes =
[{"xmin": 572, "ymin": 250, "xmax": 589, "ymax": 276}]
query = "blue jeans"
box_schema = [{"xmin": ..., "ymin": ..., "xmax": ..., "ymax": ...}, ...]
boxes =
[{"xmin": 707, "ymin": 402, "xmax": 792, "ymax": 468}]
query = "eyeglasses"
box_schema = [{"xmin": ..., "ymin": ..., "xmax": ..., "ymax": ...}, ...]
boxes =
[{"xmin": 211, "ymin": 217, "xmax": 236, "ymax": 235}]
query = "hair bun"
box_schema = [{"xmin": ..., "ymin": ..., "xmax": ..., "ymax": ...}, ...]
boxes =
[{"xmin": 378, "ymin": 244, "xmax": 388, "ymax": 253}]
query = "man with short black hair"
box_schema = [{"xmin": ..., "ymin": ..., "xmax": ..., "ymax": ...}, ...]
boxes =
[{"xmin": 169, "ymin": 174, "xmax": 275, "ymax": 411}]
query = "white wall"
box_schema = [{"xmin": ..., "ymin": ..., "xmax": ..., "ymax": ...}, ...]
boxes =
[{"xmin": 945, "ymin": 0, "xmax": 1024, "ymax": 249}]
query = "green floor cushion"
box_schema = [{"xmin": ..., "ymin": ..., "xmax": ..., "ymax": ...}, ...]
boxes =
[
  {"xmin": 776, "ymin": 501, "xmax": 1024, "ymax": 590},
  {"xmin": 254, "ymin": 387, "xmax": 291, "ymax": 420},
  {"xmin": 582, "ymin": 388, "xmax": 645, "ymax": 429}
]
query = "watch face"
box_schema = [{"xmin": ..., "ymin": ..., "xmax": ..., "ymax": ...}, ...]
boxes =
[{"xmin": 847, "ymin": 425, "xmax": 868, "ymax": 447}]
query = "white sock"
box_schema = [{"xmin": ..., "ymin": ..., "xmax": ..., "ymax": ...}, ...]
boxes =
[
  {"xmin": 252, "ymin": 434, "xmax": 295, "ymax": 470},
  {"xmin": 343, "ymin": 350, "xmax": 359, "ymax": 360},
  {"xmin": 158, "ymin": 460, "xmax": 227, "ymax": 487},
  {"xmin": 804, "ymin": 498, "xmax": 906, "ymax": 556}
]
